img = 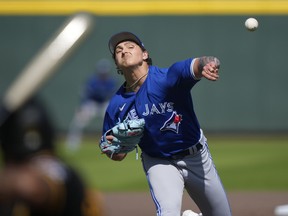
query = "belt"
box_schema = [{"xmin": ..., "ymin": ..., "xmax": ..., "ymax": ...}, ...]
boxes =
[{"xmin": 169, "ymin": 143, "xmax": 203, "ymax": 160}]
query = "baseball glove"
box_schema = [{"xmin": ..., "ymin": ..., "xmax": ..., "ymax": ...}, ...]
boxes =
[{"xmin": 99, "ymin": 118, "xmax": 145, "ymax": 157}]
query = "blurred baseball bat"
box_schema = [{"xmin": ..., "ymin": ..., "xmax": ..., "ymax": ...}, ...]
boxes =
[{"xmin": 0, "ymin": 13, "xmax": 94, "ymax": 126}]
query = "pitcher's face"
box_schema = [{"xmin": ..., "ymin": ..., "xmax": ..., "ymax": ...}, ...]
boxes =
[{"xmin": 114, "ymin": 41, "xmax": 148, "ymax": 69}]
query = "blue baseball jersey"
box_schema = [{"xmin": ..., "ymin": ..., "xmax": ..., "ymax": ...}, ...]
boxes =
[{"xmin": 102, "ymin": 58, "xmax": 202, "ymax": 157}]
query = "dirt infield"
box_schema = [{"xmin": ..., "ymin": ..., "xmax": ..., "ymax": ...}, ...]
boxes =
[{"xmin": 102, "ymin": 191, "xmax": 288, "ymax": 216}]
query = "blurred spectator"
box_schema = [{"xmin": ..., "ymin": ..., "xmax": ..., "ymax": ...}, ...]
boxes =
[
  {"xmin": 66, "ymin": 58, "xmax": 117, "ymax": 151},
  {"xmin": 0, "ymin": 97, "xmax": 104, "ymax": 216}
]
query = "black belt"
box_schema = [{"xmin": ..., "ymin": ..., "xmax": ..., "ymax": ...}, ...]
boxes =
[{"xmin": 169, "ymin": 143, "xmax": 203, "ymax": 160}]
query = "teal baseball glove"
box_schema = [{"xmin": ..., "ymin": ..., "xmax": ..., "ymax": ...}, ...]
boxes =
[{"xmin": 99, "ymin": 118, "xmax": 145, "ymax": 156}]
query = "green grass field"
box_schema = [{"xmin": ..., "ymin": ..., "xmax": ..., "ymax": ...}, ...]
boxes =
[{"xmin": 56, "ymin": 134, "xmax": 288, "ymax": 192}]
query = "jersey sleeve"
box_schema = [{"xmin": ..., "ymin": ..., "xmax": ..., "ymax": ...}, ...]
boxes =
[
  {"xmin": 166, "ymin": 58, "xmax": 199, "ymax": 89},
  {"xmin": 101, "ymin": 111, "xmax": 114, "ymax": 134}
]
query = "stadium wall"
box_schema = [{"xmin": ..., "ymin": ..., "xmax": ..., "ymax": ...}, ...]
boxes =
[{"xmin": 1, "ymin": 1, "xmax": 288, "ymax": 133}]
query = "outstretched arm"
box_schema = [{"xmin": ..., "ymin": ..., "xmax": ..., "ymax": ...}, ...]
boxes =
[{"xmin": 193, "ymin": 56, "xmax": 220, "ymax": 81}]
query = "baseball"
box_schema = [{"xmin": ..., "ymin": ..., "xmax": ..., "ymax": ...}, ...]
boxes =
[{"xmin": 245, "ymin": 18, "xmax": 258, "ymax": 31}]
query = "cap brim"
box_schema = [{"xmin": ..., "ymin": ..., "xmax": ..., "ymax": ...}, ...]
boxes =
[{"xmin": 108, "ymin": 32, "xmax": 144, "ymax": 54}]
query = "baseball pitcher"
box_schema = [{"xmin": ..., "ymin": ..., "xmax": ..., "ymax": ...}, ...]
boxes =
[{"xmin": 99, "ymin": 32, "xmax": 232, "ymax": 216}]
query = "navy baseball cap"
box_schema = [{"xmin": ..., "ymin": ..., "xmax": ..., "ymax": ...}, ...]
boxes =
[{"xmin": 108, "ymin": 32, "xmax": 146, "ymax": 55}]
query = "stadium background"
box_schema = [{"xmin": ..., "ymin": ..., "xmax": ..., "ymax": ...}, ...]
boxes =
[{"xmin": 1, "ymin": 0, "xmax": 288, "ymax": 134}]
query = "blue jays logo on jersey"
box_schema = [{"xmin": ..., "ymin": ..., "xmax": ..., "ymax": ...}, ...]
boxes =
[{"xmin": 160, "ymin": 111, "xmax": 182, "ymax": 133}]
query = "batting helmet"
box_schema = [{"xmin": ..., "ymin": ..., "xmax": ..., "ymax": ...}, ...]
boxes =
[{"xmin": 0, "ymin": 97, "xmax": 55, "ymax": 162}]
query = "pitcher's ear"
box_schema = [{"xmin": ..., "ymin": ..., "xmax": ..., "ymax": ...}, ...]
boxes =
[{"xmin": 143, "ymin": 50, "xmax": 149, "ymax": 60}]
